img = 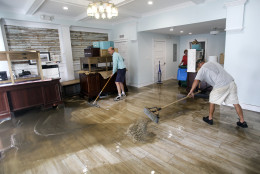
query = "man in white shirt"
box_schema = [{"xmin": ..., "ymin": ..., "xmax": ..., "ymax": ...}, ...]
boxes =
[{"xmin": 188, "ymin": 59, "xmax": 248, "ymax": 128}]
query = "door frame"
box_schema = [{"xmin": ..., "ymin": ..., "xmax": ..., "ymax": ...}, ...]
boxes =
[
  {"xmin": 153, "ymin": 39, "xmax": 166, "ymax": 83},
  {"xmin": 187, "ymin": 38, "xmax": 208, "ymax": 61}
]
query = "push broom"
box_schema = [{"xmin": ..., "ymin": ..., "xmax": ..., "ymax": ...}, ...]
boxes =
[
  {"xmin": 144, "ymin": 91, "xmax": 200, "ymax": 123},
  {"xmin": 89, "ymin": 75, "xmax": 113, "ymax": 108}
]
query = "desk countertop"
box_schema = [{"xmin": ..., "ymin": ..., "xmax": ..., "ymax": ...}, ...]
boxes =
[{"xmin": 0, "ymin": 78, "xmax": 59, "ymax": 88}]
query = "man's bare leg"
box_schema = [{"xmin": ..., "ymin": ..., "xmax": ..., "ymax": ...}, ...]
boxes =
[
  {"xmin": 115, "ymin": 82, "xmax": 121, "ymax": 96},
  {"xmin": 233, "ymin": 104, "xmax": 245, "ymax": 123},
  {"xmin": 119, "ymin": 82, "xmax": 125, "ymax": 94},
  {"xmin": 209, "ymin": 103, "xmax": 215, "ymax": 120}
]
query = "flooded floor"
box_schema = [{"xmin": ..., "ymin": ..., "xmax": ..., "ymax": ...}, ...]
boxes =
[{"xmin": 0, "ymin": 79, "xmax": 260, "ymax": 174}]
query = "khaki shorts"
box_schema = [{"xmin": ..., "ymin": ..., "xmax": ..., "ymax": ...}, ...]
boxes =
[{"xmin": 209, "ymin": 81, "xmax": 239, "ymax": 105}]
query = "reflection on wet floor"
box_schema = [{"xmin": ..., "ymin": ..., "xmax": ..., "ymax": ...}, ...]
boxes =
[{"xmin": 0, "ymin": 79, "xmax": 260, "ymax": 174}]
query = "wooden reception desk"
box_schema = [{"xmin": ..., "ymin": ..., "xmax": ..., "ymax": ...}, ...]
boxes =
[
  {"xmin": 79, "ymin": 71, "xmax": 127, "ymax": 101},
  {"xmin": 0, "ymin": 79, "xmax": 62, "ymax": 120}
]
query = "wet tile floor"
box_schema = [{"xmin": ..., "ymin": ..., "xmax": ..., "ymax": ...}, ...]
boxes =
[{"xmin": 0, "ymin": 80, "xmax": 260, "ymax": 174}]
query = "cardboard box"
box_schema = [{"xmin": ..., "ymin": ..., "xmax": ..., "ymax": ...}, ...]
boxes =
[
  {"xmin": 219, "ymin": 53, "xmax": 224, "ymax": 64},
  {"xmin": 100, "ymin": 48, "xmax": 118, "ymax": 57}
]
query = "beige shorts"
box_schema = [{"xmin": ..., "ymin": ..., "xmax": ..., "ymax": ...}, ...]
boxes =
[{"xmin": 209, "ymin": 81, "xmax": 239, "ymax": 105}]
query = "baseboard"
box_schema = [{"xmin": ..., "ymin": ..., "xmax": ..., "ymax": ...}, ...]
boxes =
[
  {"xmin": 223, "ymin": 103, "xmax": 260, "ymax": 113},
  {"xmin": 137, "ymin": 81, "xmax": 154, "ymax": 88},
  {"xmin": 127, "ymin": 83, "xmax": 139, "ymax": 88}
]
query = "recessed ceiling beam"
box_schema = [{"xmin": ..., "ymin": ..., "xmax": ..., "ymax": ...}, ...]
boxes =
[
  {"xmin": 24, "ymin": 0, "xmax": 46, "ymax": 15},
  {"xmin": 75, "ymin": 12, "xmax": 89, "ymax": 21}
]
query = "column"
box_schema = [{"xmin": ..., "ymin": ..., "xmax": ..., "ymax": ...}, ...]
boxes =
[{"xmin": 58, "ymin": 25, "xmax": 75, "ymax": 81}]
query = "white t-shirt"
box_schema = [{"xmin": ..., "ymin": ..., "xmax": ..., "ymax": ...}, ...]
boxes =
[{"xmin": 195, "ymin": 61, "xmax": 234, "ymax": 88}]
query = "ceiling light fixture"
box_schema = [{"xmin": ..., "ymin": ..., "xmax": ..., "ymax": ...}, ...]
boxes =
[
  {"xmin": 148, "ymin": 1, "xmax": 153, "ymax": 5},
  {"xmin": 63, "ymin": 6, "xmax": 68, "ymax": 10},
  {"xmin": 180, "ymin": 30, "xmax": 184, "ymax": 33},
  {"xmin": 170, "ymin": 28, "xmax": 174, "ymax": 31},
  {"xmin": 87, "ymin": 1, "xmax": 118, "ymax": 19},
  {"xmin": 189, "ymin": 32, "xmax": 192, "ymax": 35}
]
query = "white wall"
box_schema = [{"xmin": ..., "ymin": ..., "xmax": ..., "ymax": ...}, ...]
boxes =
[
  {"xmin": 112, "ymin": 21, "xmax": 137, "ymax": 41},
  {"xmin": 179, "ymin": 32, "xmax": 226, "ymax": 63},
  {"xmin": 112, "ymin": 21, "xmax": 180, "ymax": 87},
  {"xmin": 225, "ymin": 0, "xmax": 260, "ymax": 110},
  {"xmin": 137, "ymin": 32, "xmax": 180, "ymax": 87},
  {"xmin": 112, "ymin": 21, "xmax": 139, "ymax": 86}
]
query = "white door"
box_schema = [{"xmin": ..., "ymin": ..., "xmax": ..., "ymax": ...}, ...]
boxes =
[
  {"xmin": 153, "ymin": 41, "xmax": 166, "ymax": 83},
  {"xmin": 114, "ymin": 41, "xmax": 129, "ymax": 84}
]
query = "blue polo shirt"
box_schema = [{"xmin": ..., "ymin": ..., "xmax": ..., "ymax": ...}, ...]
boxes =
[{"xmin": 112, "ymin": 52, "xmax": 126, "ymax": 74}]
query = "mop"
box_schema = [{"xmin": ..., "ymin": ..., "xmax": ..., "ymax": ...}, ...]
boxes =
[
  {"xmin": 144, "ymin": 91, "xmax": 200, "ymax": 123},
  {"xmin": 88, "ymin": 75, "xmax": 113, "ymax": 108}
]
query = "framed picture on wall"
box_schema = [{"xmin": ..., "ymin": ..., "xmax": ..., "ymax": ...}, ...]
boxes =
[{"xmin": 40, "ymin": 52, "xmax": 51, "ymax": 62}]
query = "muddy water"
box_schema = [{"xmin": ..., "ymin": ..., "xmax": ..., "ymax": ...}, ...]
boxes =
[
  {"xmin": 126, "ymin": 119, "xmax": 156, "ymax": 143},
  {"xmin": 0, "ymin": 97, "xmax": 132, "ymax": 173},
  {"xmin": 1, "ymin": 80, "xmax": 256, "ymax": 173}
]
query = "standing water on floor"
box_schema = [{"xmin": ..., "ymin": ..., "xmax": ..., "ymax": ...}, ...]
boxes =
[{"xmin": 1, "ymin": 80, "xmax": 259, "ymax": 174}]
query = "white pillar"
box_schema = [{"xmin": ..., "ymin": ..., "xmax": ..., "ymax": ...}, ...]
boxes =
[
  {"xmin": 0, "ymin": 18, "xmax": 8, "ymax": 51},
  {"xmin": 58, "ymin": 25, "xmax": 75, "ymax": 82},
  {"xmin": 224, "ymin": 0, "xmax": 247, "ymax": 31},
  {"xmin": 0, "ymin": 19, "xmax": 10, "ymax": 78}
]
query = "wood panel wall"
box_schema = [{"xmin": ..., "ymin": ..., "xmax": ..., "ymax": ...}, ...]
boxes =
[
  {"xmin": 4, "ymin": 26, "xmax": 108, "ymax": 79},
  {"xmin": 70, "ymin": 31, "xmax": 108, "ymax": 78},
  {"xmin": 5, "ymin": 25, "xmax": 61, "ymax": 57},
  {"xmin": 4, "ymin": 25, "xmax": 61, "ymax": 76}
]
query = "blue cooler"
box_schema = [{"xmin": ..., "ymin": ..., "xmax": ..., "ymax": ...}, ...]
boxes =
[
  {"xmin": 177, "ymin": 68, "xmax": 187, "ymax": 81},
  {"xmin": 100, "ymin": 41, "xmax": 114, "ymax": 49},
  {"xmin": 93, "ymin": 42, "xmax": 100, "ymax": 48}
]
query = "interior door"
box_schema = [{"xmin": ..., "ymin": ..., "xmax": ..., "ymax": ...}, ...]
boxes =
[
  {"xmin": 153, "ymin": 41, "xmax": 166, "ymax": 83},
  {"xmin": 114, "ymin": 41, "xmax": 129, "ymax": 84}
]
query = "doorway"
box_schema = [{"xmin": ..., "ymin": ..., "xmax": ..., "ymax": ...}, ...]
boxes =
[{"xmin": 153, "ymin": 40, "xmax": 166, "ymax": 83}]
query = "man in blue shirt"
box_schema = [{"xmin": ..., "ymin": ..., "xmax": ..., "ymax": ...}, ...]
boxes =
[{"xmin": 108, "ymin": 47, "xmax": 127, "ymax": 101}]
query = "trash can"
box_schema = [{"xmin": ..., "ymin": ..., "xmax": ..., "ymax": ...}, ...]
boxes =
[{"xmin": 177, "ymin": 66, "xmax": 187, "ymax": 87}]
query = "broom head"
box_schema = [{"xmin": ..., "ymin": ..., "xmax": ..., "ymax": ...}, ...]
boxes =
[{"xmin": 144, "ymin": 107, "xmax": 160, "ymax": 123}]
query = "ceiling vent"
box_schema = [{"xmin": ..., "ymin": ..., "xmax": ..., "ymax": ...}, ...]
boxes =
[
  {"xmin": 40, "ymin": 15, "xmax": 54, "ymax": 21},
  {"xmin": 210, "ymin": 28, "xmax": 220, "ymax": 35}
]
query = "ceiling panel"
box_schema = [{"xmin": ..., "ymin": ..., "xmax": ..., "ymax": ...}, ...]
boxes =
[
  {"xmin": 0, "ymin": 0, "xmax": 32, "ymax": 10},
  {"xmin": 36, "ymin": 0, "xmax": 87, "ymax": 17},
  {"xmin": 121, "ymin": 0, "xmax": 190, "ymax": 14}
]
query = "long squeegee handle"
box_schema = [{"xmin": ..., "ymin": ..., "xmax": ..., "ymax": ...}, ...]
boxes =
[
  {"xmin": 93, "ymin": 75, "xmax": 113, "ymax": 104},
  {"xmin": 161, "ymin": 91, "xmax": 200, "ymax": 109}
]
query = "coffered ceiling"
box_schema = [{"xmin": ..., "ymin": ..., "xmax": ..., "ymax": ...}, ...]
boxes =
[{"xmin": 0, "ymin": 0, "xmax": 209, "ymax": 24}]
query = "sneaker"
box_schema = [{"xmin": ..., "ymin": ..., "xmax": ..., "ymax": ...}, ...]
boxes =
[
  {"xmin": 121, "ymin": 93, "xmax": 126, "ymax": 98},
  {"xmin": 237, "ymin": 121, "xmax": 248, "ymax": 128},
  {"xmin": 203, "ymin": 116, "xmax": 213, "ymax": 125},
  {"xmin": 114, "ymin": 96, "xmax": 121, "ymax": 101}
]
